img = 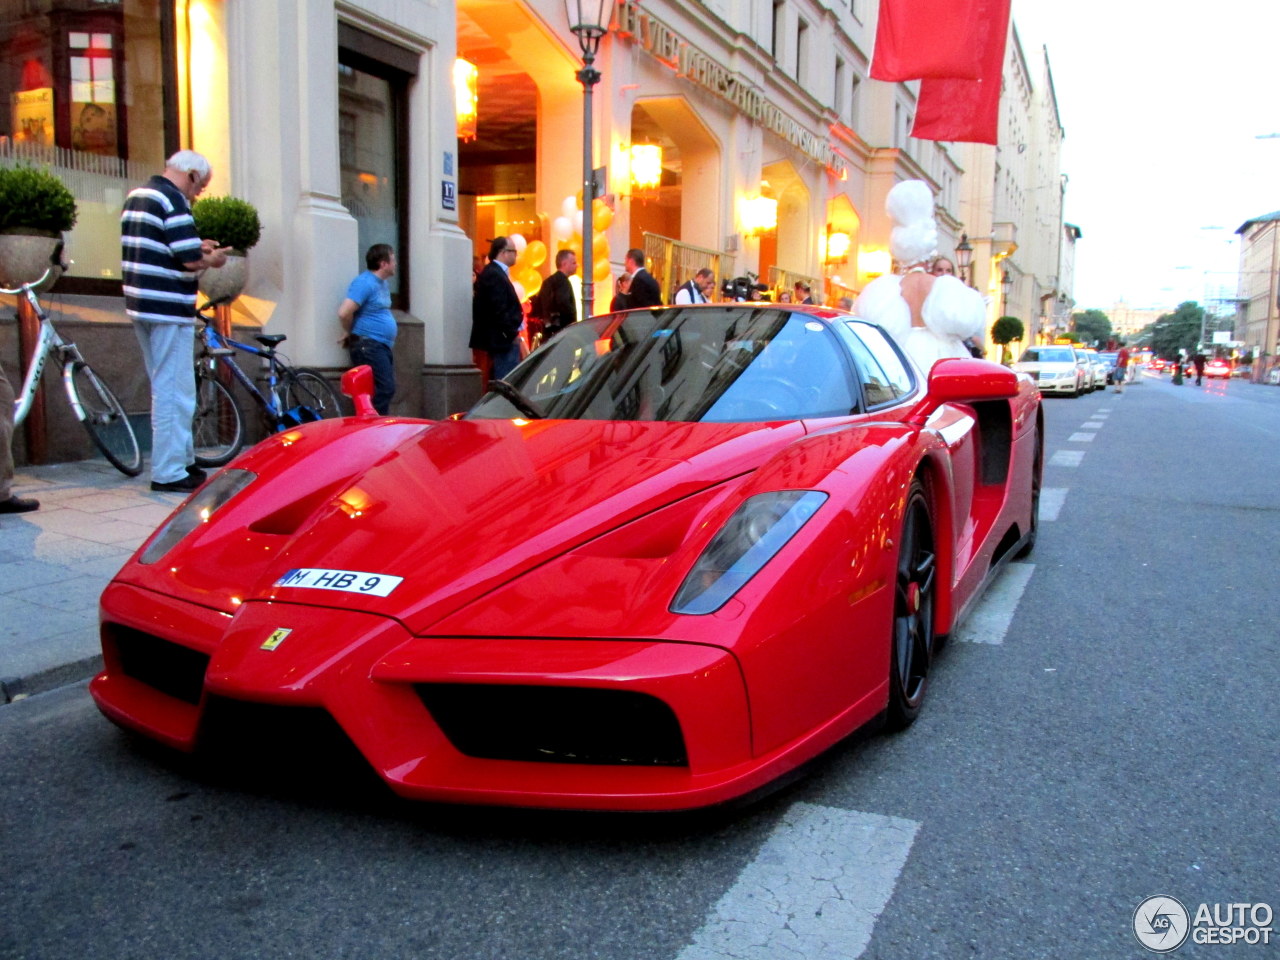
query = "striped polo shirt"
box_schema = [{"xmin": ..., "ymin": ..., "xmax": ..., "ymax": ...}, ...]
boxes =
[{"xmin": 120, "ymin": 175, "xmax": 203, "ymax": 323}]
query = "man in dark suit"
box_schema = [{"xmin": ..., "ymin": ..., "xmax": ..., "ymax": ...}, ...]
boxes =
[
  {"xmin": 470, "ymin": 236, "xmax": 524, "ymax": 383},
  {"xmin": 794, "ymin": 280, "xmax": 814, "ymax": 304},
  {"xmin": 624, "ymin": 248, "xmax": 662, "ymax": 308},
  {"xmin": 539, "ymin": 249, "xmax": 578, "ymax": 338}
]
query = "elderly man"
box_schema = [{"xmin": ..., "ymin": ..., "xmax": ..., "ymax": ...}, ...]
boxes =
[{"xmin": 121, "ymin": 150, "xmax": 230, "ymax": 492}]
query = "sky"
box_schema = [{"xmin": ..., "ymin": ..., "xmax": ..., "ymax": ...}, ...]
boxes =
[{"xmin": 1010, "ymin": 0, "xmax": 1280, "ymax": 311}]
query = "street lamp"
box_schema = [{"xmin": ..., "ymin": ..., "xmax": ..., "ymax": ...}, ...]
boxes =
[
  {"xmin": 565, "ymin": 0, "xmax": 612, "ymax": 323},
  {"xmin": 1000, "ymin": 266, "xmax": 1012, "ymax": 315},
  {"xmin": 954, "ymin": 233, "xmax": 973, "ymax": 287}
]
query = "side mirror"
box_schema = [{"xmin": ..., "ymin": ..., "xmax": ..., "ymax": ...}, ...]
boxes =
[
  {"xmin": 341, "ymin": 365, "xmax": 378, "ymax": 418},
  {"xmin": 909, "ymin": 357, "xmax": 1019, "ymax": 423}
]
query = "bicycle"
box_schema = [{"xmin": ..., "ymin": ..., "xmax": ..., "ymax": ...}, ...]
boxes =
[
  {"xmin": 2, "ymin": 267, "xmax": 143, "ymax": 476},
  {"xmin": 192, "ymin": 299, "xmax": 343, "ymax": 466}
]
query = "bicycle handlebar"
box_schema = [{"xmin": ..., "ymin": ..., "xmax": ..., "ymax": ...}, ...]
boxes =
[{"xmin": 0, "ymin": 267, "xmax": 55, "ymax": 296}]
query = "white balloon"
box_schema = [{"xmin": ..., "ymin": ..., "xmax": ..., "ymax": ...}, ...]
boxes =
[
  {"xmin": 562, "ymin": 195, "xmax": 579, "ymax": 219},
  {"xmin": 512, "ymin": 280, "xmax": 526, "ymax": 301},
  {"xmin": 552, "ymin": 216, "xmax": 573, "ymax": 242},
  {"xmin": 510, "ymin": 233, "xmax": 527, "ymax": 252},
  {"xmin": 572, "ymin": 210, "xmax": 583, "ymax": 236}
]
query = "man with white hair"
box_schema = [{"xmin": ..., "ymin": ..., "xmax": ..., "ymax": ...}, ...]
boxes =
[{"xmin": 121, "ymin": 150, "xmax": 230, "ymax": 492}]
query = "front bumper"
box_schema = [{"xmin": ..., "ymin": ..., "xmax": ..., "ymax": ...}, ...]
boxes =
[{"xmin": 91, "ymin": 581, "xmax": 789, "ymax": 811}]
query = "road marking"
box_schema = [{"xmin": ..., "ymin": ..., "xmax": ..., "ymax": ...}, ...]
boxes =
[
  {"xmin": 954, "ymin": 562, "xmax": 1036, "ymax": 644},
  {"xmin": 1079, "ymin": 421, "xmax": 1103, "ymax": 429},
  {"xmin": 677, "ymin": 803, "xmax": 920, "ymax": 960},
  {"xmin": 1050, "ymin": 450, "xmax": 1084, "ymax": 467},
  {"xmin": 1040, "ymin": 487, "xmax": 1067, "ymax": 520},
  {"xmin": 1097, "ymin": 407, "xmax": 1112, "ymax": 413},
  {"xmin": 1068, "ymin": 432, "xmax": 1096, "ymax": 442}
]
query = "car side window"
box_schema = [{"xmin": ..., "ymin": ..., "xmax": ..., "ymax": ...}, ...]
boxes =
[{"xmin": 843, "ymin": 321, "xmax": 915, "ymax": 407}]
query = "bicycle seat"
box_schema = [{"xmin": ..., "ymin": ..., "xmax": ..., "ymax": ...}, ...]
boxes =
[{"xmin": 254, "ymin": 334, "xmax": 288, "ymax": 348}]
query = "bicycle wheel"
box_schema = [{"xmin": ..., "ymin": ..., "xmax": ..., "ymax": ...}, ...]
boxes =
[
  {"xmin": 282, "ymin": 368, "xmax": 343, "ymax": 420},
  {"xmin": 193, "ymin": 364, "xmax": 246, "ymax": 466},
  {"xmin": 65, "ymin": 361, "xmax": 143, "ymax": 477}
]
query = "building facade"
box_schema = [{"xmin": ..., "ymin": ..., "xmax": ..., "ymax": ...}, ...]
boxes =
[
  {"xmin": 2, "ymin": 0, "xmax": 1070, "ymax": 453},
  {"xmin": 1235, "ymin": 211, "xmax": 1280, "ymax": 382}
]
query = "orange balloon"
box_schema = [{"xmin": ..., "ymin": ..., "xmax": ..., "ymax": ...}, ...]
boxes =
[
  {"xmin": 525, "ymin": 239, "xmax": 547, "ymax": 269},
  {"xmin": 593, "ymin": 203, "xmax": 613, "ymax": 231},
  {"xmin": 592, "ymin": 233, "xmax": 609, "ymax": 260},
  {"xmin": 593, "ymin": 259, "xmax": 612, "ymax": 283}
]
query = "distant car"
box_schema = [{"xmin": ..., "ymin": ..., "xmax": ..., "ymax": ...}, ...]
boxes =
[
  {"xmin": 1098, "ymin": 352, "xmax": 1118, "ymax": 382},
  {"xmin": 1205, "ymin": 358, "xmax": 1231, "ymax": 379},
  {"xmin": 1080, "ymin": 348, "xmax": 1108, "ymax": 391},
  {"xmin": 1150, "ymin": 358, "xmax": 1167, "ymax": 372},
  {"xmin": 1012, "ymin": 345, "xmax": 1086, "ymax": 396}
]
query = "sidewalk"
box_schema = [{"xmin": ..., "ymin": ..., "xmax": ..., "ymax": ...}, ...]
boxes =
[{"xmin": 0, "ymin": 459, "xmax": 183, "ymax": 702}]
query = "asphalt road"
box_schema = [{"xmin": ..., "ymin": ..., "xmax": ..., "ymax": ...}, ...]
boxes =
[{"xmin": 2, "ymin": 373, "xmax": 1277, "ymax": 960}]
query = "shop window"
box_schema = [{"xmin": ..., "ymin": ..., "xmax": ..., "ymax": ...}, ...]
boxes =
[
  {"xmin": 338, "ymin": 24, "xmax": 416, "ymax": 310},
  {"xmin": 1, "ymin": 0, "xmax": 177, "ymax": 292}
]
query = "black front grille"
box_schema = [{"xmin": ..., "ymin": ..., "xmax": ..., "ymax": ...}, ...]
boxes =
[
  {"xmin": 110, "ymin": 625, "xmax": 210, "ymax": 705},
  {"xmin": 417, "ymin": 684, "xmax": 688, "ymax": 767}
]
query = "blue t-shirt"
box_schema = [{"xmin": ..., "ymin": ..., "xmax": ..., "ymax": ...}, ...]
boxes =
[{"xmin": 346, "ymin": 271, "xmax": 396, "ymax": 346}]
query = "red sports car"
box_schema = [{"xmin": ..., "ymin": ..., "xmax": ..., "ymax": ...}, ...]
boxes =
[{"xmin": 91, "ymin": 305, "xmax": 1043, "ymax": 810}]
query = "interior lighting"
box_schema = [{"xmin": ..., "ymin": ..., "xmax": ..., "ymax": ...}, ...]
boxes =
[{"xmin": 454, "ymin": 59, "xmax": 479, "ymax": 143}]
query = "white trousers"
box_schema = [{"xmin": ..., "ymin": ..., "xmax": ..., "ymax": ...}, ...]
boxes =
[{"xmin": 133, "ymin": 321, "xmax": 195, "ymax": 483}]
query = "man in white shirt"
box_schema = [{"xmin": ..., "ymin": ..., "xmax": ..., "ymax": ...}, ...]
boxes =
[{"xmin": 673, "ymin": 268, "xmax": 715, "ymax": 305}]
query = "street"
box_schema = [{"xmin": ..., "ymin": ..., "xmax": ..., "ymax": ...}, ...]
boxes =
[{"xmin": 2, "ymin": 374, "xmax": 1278, "ymax": 960}]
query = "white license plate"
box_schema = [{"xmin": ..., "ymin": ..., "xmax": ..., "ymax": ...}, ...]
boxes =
[{"xmin": 274, "ymin": 568, "xmax": 403, "ymax": 596}]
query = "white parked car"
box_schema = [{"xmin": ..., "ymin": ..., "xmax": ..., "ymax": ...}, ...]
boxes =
[
  {"xmin": 1080, "ymin": 348, "xmax": 1108, "ymax": 391},
  {"xmin": 1012, "ymin": 345, "xmax": 1087, "ymax": 397}
]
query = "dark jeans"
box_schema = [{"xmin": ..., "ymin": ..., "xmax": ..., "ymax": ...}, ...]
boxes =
[
  {"xmin": 349, "ymin": 337, "xmax": 396, "ymax": 415},
  {"xmin": 491, "ymin": 340, "xmax": 522, "ymax": 381}
]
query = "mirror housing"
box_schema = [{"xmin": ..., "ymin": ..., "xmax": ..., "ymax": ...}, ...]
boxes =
[{"xmin": 909, "ymin": 358, "xmax": 1020, "ymax": 424}]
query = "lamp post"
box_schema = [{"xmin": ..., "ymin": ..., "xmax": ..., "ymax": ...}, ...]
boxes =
[
  {"xmin": 565, "ymin": 0, "xmax": 612, "ymax": 324},
  {"xmin": 954, "ymin": 233, "xmax": 973, "ymax": 287},
  {"xmin": 1000, "ymin": 266, "xmax": 1012, "ymax": 316}
]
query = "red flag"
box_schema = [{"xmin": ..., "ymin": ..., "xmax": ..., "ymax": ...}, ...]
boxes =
[
  {"xmin": 870, "ymin": 0, "xmax": 984, "ymax": 81},
  {"xmin": 910, "ymin": 0, "xmax": 1011, "ymax": 144}
]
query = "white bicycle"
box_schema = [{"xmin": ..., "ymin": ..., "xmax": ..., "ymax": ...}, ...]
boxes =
[{"xmin": 2, "ymin": 268, "xmax": 142, "ymax": 476}]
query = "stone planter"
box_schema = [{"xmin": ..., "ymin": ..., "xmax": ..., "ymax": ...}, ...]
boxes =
[
  {"xmin": 0, "ymin": 231, "xmax": 63, "ymax": 290},
  {"xmin": 197, "ymin": 253, "xmax": 248, "ymax": 303}
]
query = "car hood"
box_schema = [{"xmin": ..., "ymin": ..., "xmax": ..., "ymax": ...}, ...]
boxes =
[{"xmin": 120, "ymin": 418, "xmax": 808, "ymax": 634}]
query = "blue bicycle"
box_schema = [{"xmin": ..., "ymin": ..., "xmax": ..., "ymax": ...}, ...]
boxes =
[{"xmin": 192, "ymin": 300, "xmax": 343, "ymax": 466}]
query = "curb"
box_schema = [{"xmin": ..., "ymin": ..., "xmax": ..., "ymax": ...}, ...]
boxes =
[{"xmin": 0, "ymin": 654, "xmax": 104, "ymax": 704}]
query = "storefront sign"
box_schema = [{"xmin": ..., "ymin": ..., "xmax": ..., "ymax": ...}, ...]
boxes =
[{"xmin": 615, "ymin": 1, "xmax": 848, "ymax": 178}]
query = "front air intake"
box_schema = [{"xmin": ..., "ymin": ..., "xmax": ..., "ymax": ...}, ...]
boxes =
[
  {"xmin": 416, "ymin": 684, "xmax": 689, "ymax": 767},
  {"xmin": 109, "ymin": 624, "xmax": 210, "ymax": 705}
]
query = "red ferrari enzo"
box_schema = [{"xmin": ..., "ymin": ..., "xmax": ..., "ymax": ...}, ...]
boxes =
[{"xmin": 91, "ymin": 304, "xmax": 1042, "ymax": 810}]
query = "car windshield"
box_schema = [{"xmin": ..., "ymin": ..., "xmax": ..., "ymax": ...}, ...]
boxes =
[
  {"xmin": 1019, "ymin": 347, "xmax": 1075, "ymax": 363},
  {"xmin": 467, "ymin": 307, "xmax": 859, "ymax": 422}
]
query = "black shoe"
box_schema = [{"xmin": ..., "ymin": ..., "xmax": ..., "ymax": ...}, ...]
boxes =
[
  {"xmin": 187, "ymin": 465, "xmax": 208, "ymax": 484},
  {"xmin": 150, "ymin": 474, "xmax": 202, "ymax": 493},
  {"xmin": 0, "ymin": 495, "xmax": 39, "ymax": 514}
]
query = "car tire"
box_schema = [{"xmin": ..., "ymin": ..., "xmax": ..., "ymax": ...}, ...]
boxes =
[
  {"xmin": 887, "ymin": 478, "xmax": 936, "ymax": 730},
  {"xmin": 1013, "ymin": 421, "xmax": 1042, "ymax": 560}
]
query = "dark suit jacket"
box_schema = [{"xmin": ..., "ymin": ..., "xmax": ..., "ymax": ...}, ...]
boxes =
[
  {"xmin": 470, "ymin": 262, "xmax": 523, "ymax": 353},
  {"xmin": 627, "ymin": 268, "xmax": 662, "ymax": 309},
  {"xmin": 541, "ymin": 270, "xmax": 577, "ymax": 329}
]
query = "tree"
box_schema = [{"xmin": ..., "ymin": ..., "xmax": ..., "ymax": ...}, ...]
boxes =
[
  {"xmin": 990, "ymin": 316, "xmax": 1024, "ymax": 364},
  {"xmin": 1071, "ymin": 308, "xmax": 1112, "ymax": 346},
  {"xmin": 1150, "ymin": 301, "xmax": 1204, "ymax": 358}
]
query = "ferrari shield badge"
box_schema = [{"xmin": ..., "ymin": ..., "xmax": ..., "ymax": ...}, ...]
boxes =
[{"xmin": 260, "ymin": 628, "xmax": 292, "ymax": 651}]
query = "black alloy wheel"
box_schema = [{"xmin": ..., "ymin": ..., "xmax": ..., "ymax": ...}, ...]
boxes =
[
  {"xmin": 887, "ymin": 479, "xmax": 936, "ymax": 730},
  {"xmin": 1013, "ymin": 421, "xmax": 1043, "ymax": 560}
]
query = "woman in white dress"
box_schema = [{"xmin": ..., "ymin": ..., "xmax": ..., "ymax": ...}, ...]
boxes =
[{"xmin": 854, "ymin": 180, "xmax": 986, "ymax": 374}]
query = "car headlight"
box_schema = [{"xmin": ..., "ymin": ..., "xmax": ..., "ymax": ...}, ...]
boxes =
[
  {"xmin": 671, "ymin": 490, "xmax": 827, "ymax": 615},
  {"xmin": 139, "ymin": 469, "xmax": 257, "ymax": 564}
]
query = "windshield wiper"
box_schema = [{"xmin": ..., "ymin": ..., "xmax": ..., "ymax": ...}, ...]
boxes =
[{"xmin": 487, "ymin": 379, "xmax": 544, "ymax": 419}]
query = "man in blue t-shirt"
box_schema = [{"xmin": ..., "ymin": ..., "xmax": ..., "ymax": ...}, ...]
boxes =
[{"xmin": 338, "ymin": 244, "xmax": 398, "ymax": 414}]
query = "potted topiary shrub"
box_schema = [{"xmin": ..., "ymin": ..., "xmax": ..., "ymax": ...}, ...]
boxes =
[
  {"xmin": 191, "ymin": 195, "xmax": 262, "ymax": 302},
  {"xmin": 0, "ymin": 164, "xmax": 77, "ymax": 288}
]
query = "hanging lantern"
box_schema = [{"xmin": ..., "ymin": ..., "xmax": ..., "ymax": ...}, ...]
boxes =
[
  {"xmin": 858, "ymin": 248, "xmax": 891, "ymax": 278},
  {"xmin": 742, "ymin": 195, "xmax": 777, "ymax": 237},
  {"xmin": 629, "ymin": 143, "xmax": 663, "ymax": 199},
  {"xmin": 825, "ymin": 231, "xmax": 851, "ymax": 263},
  {"xmin": 454, "ymin": 59, "xmax": 478, "ymax": 143}
]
